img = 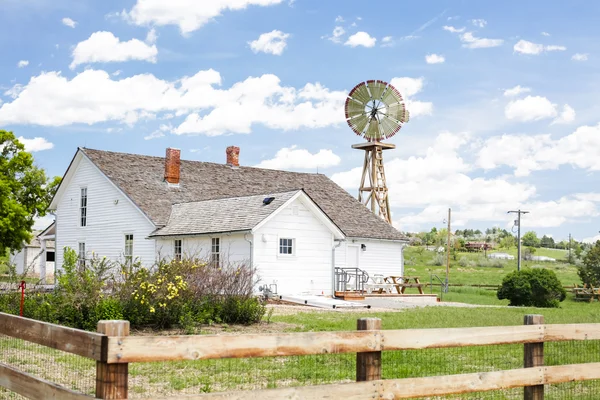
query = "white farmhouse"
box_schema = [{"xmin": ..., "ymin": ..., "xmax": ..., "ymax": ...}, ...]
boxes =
[{"xmin": 48, "ymin": 146, "xmax": 407, "ymax": 296}]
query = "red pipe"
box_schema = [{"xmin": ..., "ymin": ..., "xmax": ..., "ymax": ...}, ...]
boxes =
[{"xmin": 19, "ymin": 280, "xmax": 26, "ymax": 317}]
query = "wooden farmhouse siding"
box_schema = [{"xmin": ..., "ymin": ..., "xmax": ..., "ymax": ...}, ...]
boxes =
[
  {"xmin": 155, "ymin": 234, "xmax": 250, "ymax": 264},
  {"xmin": 55, "ymin": 154, "xmax": 157, "ymax": 270},
  {"xmin": 336, "ymin": 239, "xmax": 405, "ymax": 279},
  {"xmin": 253, "ymin": 196, "xmax": 335, "ymax": 295}
]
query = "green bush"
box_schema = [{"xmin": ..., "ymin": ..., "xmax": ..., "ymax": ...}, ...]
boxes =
[{"xmin": 497, "ymin": 268, "xmax": 566, "ymax": 308}]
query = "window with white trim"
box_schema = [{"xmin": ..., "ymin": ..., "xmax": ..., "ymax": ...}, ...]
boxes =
[
  {"xmin": 78, "ymin": 242, "xmax": 86, "ymax": 267},
  {"xmin": 279, "ymin": 238, "xmax": 294, "ymax": 255},
  {"xmin": 174, "ymin": 239, "xmax": 182, "ymax": 261},
  {"xmin": 211, "ymin": 237, "xmax": 220, "ymax": 267},
  {"xmin": 124, "ymin": 234, "xmax": 134, "ymax": 265},
  {"xmin": 80, "ymin": 187, "xmax": 87, "ymax": 227}
]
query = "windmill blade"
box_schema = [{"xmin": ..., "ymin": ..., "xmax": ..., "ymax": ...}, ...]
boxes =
[
  {"xmin": 345, "ymin": 98, "xmax": 367, "ymax": 119},
  {"xmin": 365, "ymin": 117, "xmax": 382, "ymax": 141},
  {"xmin": 347, "ymin": 114, "xmax": 369, "ymax": 136},
  {"xmin": 382, "ymin": 86, "xmax": 402, "ymax": 106},
  {"xmin": 348, "ymin": 82, "xmax": 371, "ymax": 105},
  {"xmin": 380, "ymin": 115, "xmax": 400, "ymax": 139},
  {"xmin": 386, "ymin": 102, "xmax": 409, "ymax": 123},
  {"xmin": 367, "ymin": 80, "xmax": 386, "ymax": 101}
]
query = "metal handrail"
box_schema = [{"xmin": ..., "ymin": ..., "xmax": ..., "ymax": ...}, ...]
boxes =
[
  {"xmin": 335, "ymin": 267, "xmax": 369, "ymax": 293},
  {"xmin": 430, "ymin": 274, "xmax": 444, "ymax": 301}
]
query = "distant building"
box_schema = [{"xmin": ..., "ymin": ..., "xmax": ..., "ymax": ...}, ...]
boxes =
[
  {"xmin": 530, "ymin": 255, "xmax": 556, "ymax": 262},
  {"xmin": 465, "ymin": 242, "xmax": 493, "ymax": 252},
  {"xmin": 487, "ymin": 252, "xmax": 515, "ymax": 260},
  {"xmin": 9, "ymin": 223, "xmax": 55, "ymax": 280}
]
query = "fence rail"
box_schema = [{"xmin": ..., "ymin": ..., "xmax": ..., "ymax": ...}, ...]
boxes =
[{"xmin": 1, "ymin": 311, "xmax": 600, "ymax": 399}]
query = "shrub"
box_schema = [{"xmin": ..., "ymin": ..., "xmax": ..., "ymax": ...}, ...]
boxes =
[
  {"xmin": 428, "ymin": 253, "xmax": 445, "ymax": 266},
  {"xmin": 458, "ymin": 256, "xmax": 469, "ymax": 267},
  {"xmin": 497, "ymin": 268, "xmax": 566, "ymax": 308}
]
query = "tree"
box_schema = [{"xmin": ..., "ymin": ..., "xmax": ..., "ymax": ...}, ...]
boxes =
[
  {"xmin": 499, "ymin": 235, "xmax": 516, "ymax": 250},
  {"xmin": 0, "ymin": 131, "xmax": 61, "ymax": 253},
  {"xmin": 522, "ymin": 231, "xmax": 540, "ymax": 248},
  {"xmin": 577, "ymin": 241, "xmax": 600, "ymax": 287},
  {"xmin": 540, "ymin": 235, "xmax": 555, "ymax": 248}
]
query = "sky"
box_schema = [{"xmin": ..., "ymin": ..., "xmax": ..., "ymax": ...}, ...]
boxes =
[{"xmin": 1, "ymin": 0, "xmax": 600, "ymax": 242}]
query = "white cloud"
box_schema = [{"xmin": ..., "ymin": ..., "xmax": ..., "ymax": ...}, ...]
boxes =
[
  {"xmin": 144, "ymin": 123, "xmax": 172, "ymax": 140},
  {"xmin": 17, "ymin": 136, "xmax": 54, "ymax": 152},
  {"xmin": 460, "ymin": 32, "xmax": 503, "ymax": 48},
  {"xmin": 476, "ymin": 123, "xmax": 600, "ymax": 176},
  {"xmin": 389, "ymin": 77, "xmax": 433, "ymax": 117},
  {"xmin": 61, "ymin": 17, "xmax": 77, "ymax": 28},
  {"xmin": 248, "ymin": 30, "xmax": 290, "ymax": 55},
  {"xmin": 325, "ymin": 26, "xmax": 346, "ymax": 44},
  {"xmin": 471, "ymin": 19, "xmax": 487, "ymax": 28},
  {"xmin": 344, "ymin": 31, "xmax": 376, "ymax": 48},
  {"xmin": 17, "ymin": 60, "xmax": 29, "ymax": 68},
  {"xmin": 146, "ymin": 28, "xmax": 158, "ymax": 44},
  {"xmin": 541, "ymin": 32, "xmax": 550, "ymax": 36},
  {"xmin": 551, "ymin": 104, "xmax": 576, "ymax": 125},
  {"xmin": 513, "ymin": 40, "xmax": 567, "ymax": 55},
  {"xmin": 505, "ymin": 95, "xmax": 557, "ymax": 122},
  {"xmin": 33, "ymin": 215, "xmax": 55, "ymax": 231},
  {"xmin": 443, "ymin": 26, "xmax": 465, "ymax": 33},
  {"xmin": 112, "ymin": 70, "xmax": 122, "ymax": 76},
  {"xmin": 124, "ymin": 0, "xmax": 283, "ymax": 34},
  {"xmin": 425, "ymin": 54, "xmax": 445, "ymax": 64},
  {"xmin": 583, "ymin": 234, "xmax": 600, "ymax": 244},
  {"xmin": 255, "ymin": 146, "xmax": 341, "ymax": 170},
  {"xmin": 335, "ymin": 15, "xmax": 344, "ymax": 23},
  {"xmin": 0, "ymin": 70, "xmax": 433, "ymax": 135},
  {"xmin": 572, "ymin": 53, "xmax": 589, "ymax": 61},
  {"xmin": 503, "ymin": 85, "xmax": 531, "ymax": 97},
  {"xmin": 381, "ymin": 36, "xmax": 394, "ymax": 47},
  {"xmin": 70, "ymin": 31, "xmax": 158, "ymax": 69}
]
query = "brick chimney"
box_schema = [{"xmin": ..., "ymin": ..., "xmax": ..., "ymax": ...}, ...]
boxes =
[
  {"xmin": 226, "ymin": 146, "xmax": 240, "ymax": 167},
  {"xmin": 164, "ymin": 148, "xmax": 181, "ymax": 184}
]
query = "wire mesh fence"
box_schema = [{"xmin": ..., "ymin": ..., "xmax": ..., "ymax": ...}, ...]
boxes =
[{"xmin": 0, "ymin": 333, "xmax": 96, "ymax": 398}]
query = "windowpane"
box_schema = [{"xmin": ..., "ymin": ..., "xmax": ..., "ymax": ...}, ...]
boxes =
[
  {"xmin": 125, "ymin": 234, "xmax": 133, "ymax": 264},
  {"xmin": 78, "ymin": 242, "xmax": 85, "ymax": 267},
  {"xmin": 80, "ymin": 187, "xmax": 87, "ymax": 227},
  {"xmin": 174, "ymin": 239, "xmax": 182, "ymax": 261},
  {"xmin": 279, "ymin": 238, "xmax": 294, "ymax": 255},
  {"xmin": 211, "ymin": 238, "xmax": 220, "ymax": 266}
]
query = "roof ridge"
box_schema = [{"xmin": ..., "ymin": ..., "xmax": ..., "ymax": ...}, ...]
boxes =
[{"xmin": 171, "ymin": 189, "xmax": 303, "ymax": 206}]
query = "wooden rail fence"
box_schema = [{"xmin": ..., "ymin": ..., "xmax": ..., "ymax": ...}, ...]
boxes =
[{"xmin": 1, "ymin": 311, "xmax": 600, "ymax": 399}]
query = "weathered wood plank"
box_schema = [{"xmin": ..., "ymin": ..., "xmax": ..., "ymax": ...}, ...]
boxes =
[
  {"xmin": 96, "ymin": 321, "xmax": 129, "ymax": 399},
  {"xmin": 107, "ymin": 331, "xmax": 381, "ymax": 363},
  {"xmin": 0, "ymin": 312, "xmax": 104, "ymax": 361},
  {"xmin": 544, "ymin": 324, "xmax": 600, "ymax": 341},
  {"xmin": 383, "ymin": 325, "xmax": 545, "ymax": 350},
  {"xmin": 356, "ymin": 318, "xmax": 381, "ymax": 382},
  {"xmin": 137, "ymin": 363, "xmax": 600, "ymax": 399},
  {"xmin": 524, "ymin": 314, "xmax": 544, "ymax": 400},
  {"xmin": 0, "ymin": 362, "xmax": 93, "ymax": 400}
]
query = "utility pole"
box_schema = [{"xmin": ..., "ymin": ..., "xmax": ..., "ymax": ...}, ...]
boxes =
[
  {"xmin": 508, "ymin": 210, "xmax": 529, "ymax": 271},
  {"xmin": 568, "ymin": 233, "xmax": 572, "ymax": 263},
  {"xmin": 445, "ymin": 208, "xmax": 451, "ymax": 293}
]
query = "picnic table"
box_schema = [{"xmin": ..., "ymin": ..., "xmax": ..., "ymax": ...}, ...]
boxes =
[
  {"xmin": 572, "ymin": 284, "xmax": 600, "ymax": 302},
  {"xmin": 384, "ymin": 276, "xmax": 425, "ymax": 295}
]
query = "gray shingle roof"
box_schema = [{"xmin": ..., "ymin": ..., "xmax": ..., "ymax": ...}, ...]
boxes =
[
  {"xmin": 151, "ymin": 191, "xmax": 300, "ymax": 237},
  {"xmin": 81, "ymin": 148, "xmax": 407, "ymax": 241}
]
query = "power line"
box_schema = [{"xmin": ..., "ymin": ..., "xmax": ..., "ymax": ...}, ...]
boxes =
[{"xmin": 508, "ymin": 210, "xmax": 529, "ymax": 271}]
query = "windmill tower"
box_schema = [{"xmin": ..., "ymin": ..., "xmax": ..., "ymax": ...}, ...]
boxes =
[{"xmin": 345, "ymin": 80, "xmax": 410, "ymax": 224}]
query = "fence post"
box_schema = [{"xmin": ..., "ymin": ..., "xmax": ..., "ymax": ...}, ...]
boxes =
[
  {"xmin": 356, "ymin": 317, "xmax": 382, "ymax": 382},
  {"xmin": 96, "ymin": 320, "xmax": 129, "ymax": 399},
  {"xmin": 524, "ymin": 314, "xmax": 544, "ymax": 400}
]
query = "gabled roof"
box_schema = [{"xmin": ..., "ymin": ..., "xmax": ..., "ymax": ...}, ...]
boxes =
[
  {"xmin": 79, "ymin": 148, "xmax": 408, "ymax": 241},
  {"xmin": 151, "ymin": 190, "xmax": 321, "ymax": 237}
]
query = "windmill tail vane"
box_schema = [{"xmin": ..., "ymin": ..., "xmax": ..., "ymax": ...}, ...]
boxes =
[{"xmin": 345, "ymin": 80, "xmax": 410, "ymax": 142}]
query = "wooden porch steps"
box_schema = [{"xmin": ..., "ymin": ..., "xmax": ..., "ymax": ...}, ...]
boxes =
[{"xmin": 335, "ymin": 291, "xmax": 366, "ymax": 301}]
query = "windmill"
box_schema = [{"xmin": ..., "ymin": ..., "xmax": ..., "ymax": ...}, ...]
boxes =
[{"xmin": 345, "ymin": 80, "xmax": 410, "ymax": 224}]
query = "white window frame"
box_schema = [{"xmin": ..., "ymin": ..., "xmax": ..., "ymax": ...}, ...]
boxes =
[
  {"xmin": 78, "ymin": 242, "xmax": 86, "ymax": 267},
  {"xmin": 211, "ymin": 237, "xmax": 220, "ymax": 267},
  {"xmin": 278, "ymin": 238, "xmax": 295, "ymax": 256},
  {"xmin": 124, "ymin": 234, "xmax": 134, "ymax": 265},
  {"xmin": 174, "ymin": 239, "xmax": 182, "ymax": 261},
  {"xmin": 80, "ymin": 187, "xmax": 87, "ymax": 227}
]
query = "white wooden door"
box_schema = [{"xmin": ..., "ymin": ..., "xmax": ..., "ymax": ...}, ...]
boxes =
[{"xmin": 347, "ymin": 246, "xmax": 359, "ymax": 268}]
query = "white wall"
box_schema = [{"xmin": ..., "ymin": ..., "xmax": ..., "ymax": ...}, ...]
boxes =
[
  {"xmin": 10, "ymin": 247, "xmax": 55, "ymax": 277},
  {"xmin": 155, "ymin": 234, "xmax": 250, "ymax": 263},
  {"xmin": 335, "ymin": 239, "xmax": 404, "ymax": 279},
  {"xmin": 253, "ymin": 197, "xmax": 334, "ymax": 295},
  {"xmin": 55, "ymin": 155, "xmax": 157, "ymax": 270}
]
